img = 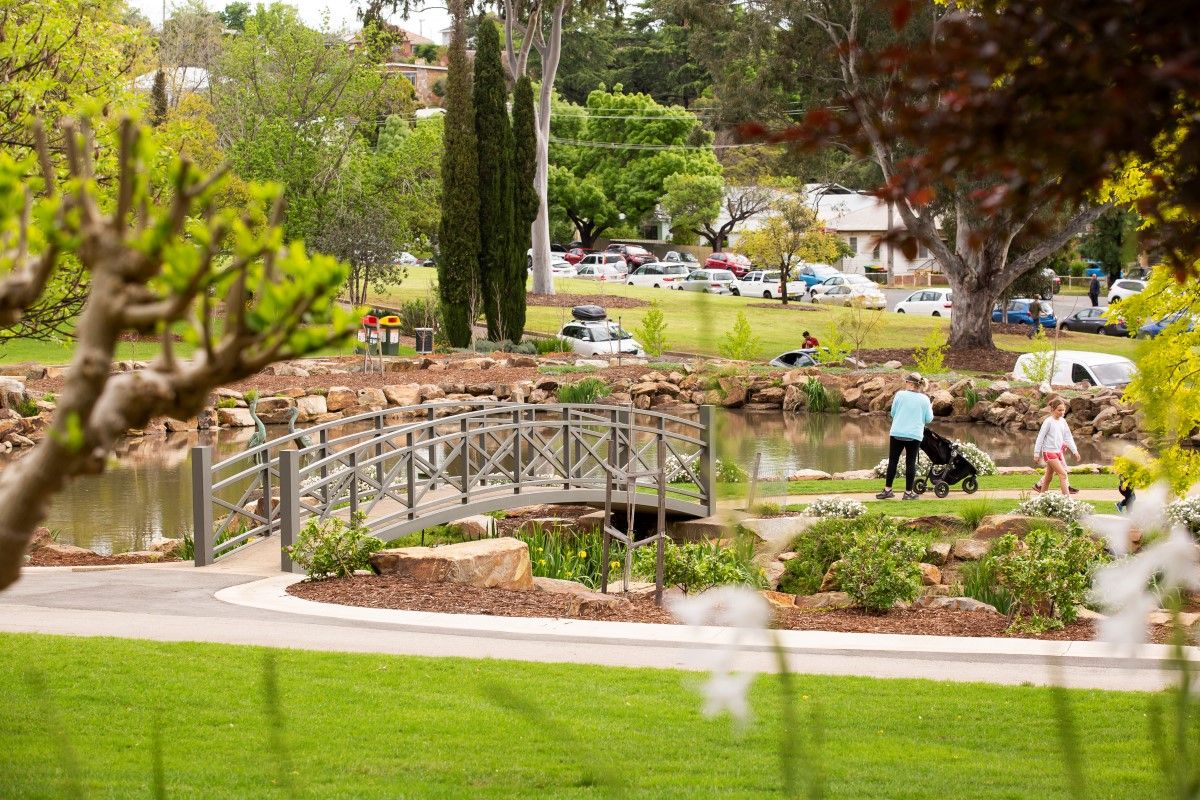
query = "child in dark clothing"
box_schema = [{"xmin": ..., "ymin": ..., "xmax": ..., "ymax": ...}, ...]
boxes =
[{"xmin": 1117, "ymin": 476, "xmax": 1136, "ymax": 513}]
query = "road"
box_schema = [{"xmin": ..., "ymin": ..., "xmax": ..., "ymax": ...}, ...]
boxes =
[{"xmin": 880, "ymin": 286, "xmax": 1107, "ymax": 322}]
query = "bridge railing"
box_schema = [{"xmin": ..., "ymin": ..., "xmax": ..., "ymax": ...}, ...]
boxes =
[{"xmin": 191, "ymin": 400, "xmax": 714, "ymax": 568}]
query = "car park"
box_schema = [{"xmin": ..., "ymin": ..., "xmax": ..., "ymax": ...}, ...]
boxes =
[
  {"xmin": 625, "ymin": 262, "xmax": 690, "ymax": 288},
  {"xmin": 549, "ymin": 257, "xmax": 576, "ymax": 277},
  {"xmin": 604, "ymin": 243, "xmax": 656, "ymax": 268},
  {"xmin": 1107, "ymin": 279, "xmax": 1146, "ymax": 304},
  {"xmin": 798, "ymin": 263, "xmax": 841, "ymax": 287},
  {"xmin": 526, "ymin": 243, "xmax": 570, "ymax": 267},
  {"xmin": 575, "ymin": 252, "xmax": 628, "ymax": 278},
  {"xmin": 768, "ymin": 349, "xmax": 819, "ymax": 368},
  {"xmin": 679, "ymin": 269, "xmax": 736, "ymax": 294},
  {"xmin": 811, "ymin": 281, "xmax": 887, "ymax": 309},
  {"xmin": 563, "ymin": 247, "xmax": 595, "ymax": 264},
  {"xmin": 704, "ymin": 252, "xmax": 754, "ymax": 278},
  {"xmin": 574, "ymin": 262, "xmax": 626, "ymax": 282},
  {"xmin": 1012, "ymin": 350, "xmax": 1136, "ymax": 388},
  {"xmin": 557, "ymin": 319, "xmax": 643, "ymax": 357},
  {"xmin": 729, "ymin": 270, "xmax": 806, "ymax": 299},
  {"xmin": 662, "ymin": 251, "xmax": 699, "ymax": 265},
  {"xmin": 893, "ymin": 288, "xmax": 953, "ymax": 316},
  {"xmin": 1057, "ymin": 307, "xmax": 1108, "ymax": 334},
  {"xmin": 394, "ymin": 251, "xmax": 419, "ymax": 266},
  {"xmin": 992, "ymin": 299, "xmax": 1057, "ymax": 327}
]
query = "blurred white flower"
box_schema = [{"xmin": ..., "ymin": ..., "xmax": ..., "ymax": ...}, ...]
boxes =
[
  {"xmin": 668, "ymin": 586, "xmax": 771, "ymax": 724},
  {"xmin": 1083, "ymin": 482, "xmax": 1170, "ymax": 556}
]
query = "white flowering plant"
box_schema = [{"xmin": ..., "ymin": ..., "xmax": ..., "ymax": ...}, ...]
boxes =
[
  {"xmin": 871, "ymin": 440, "xmax": 996, "ymax": 480},
  {"xmin": 1015, "ymin": 493, "xmax": 1095, "ymax": 523},
  {"xmin": 1165, "ymin": 496, "xmax": 1200, "ymax": 534},
  {"xmin": 803, "ymin": 497, "xmax": 867, "ymax": 519}
]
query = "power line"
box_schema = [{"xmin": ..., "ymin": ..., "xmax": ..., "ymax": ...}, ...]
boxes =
[{"xmin": 547, "ymin": 135, "xmax": 763, "ymax": 151}]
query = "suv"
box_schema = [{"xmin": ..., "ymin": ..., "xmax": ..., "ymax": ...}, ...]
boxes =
[
  {"xmin": 704, "ymin": 252, "xmax": 753, "ymax": 278},
  {"xmin": 577, "ymin": 252, "xmax": 628, "ymax": 275},
  {"xmin": 557, "ymin": 320, "xmax": 643, "ymax": 357},
  {"xmin": 604, "ymin": 243, "xmax": 656, "ymax": 268}
]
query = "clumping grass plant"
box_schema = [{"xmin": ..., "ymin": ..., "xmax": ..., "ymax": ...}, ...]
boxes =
[
  {"xmin": 635, "ymin": 533, "xmax": 765, "ymax": 593},
  {"xmin": 803, "ymin": 496, "xmax": 867, "ymax": 519},
  {"xmin": 556, "ymin": 377, "xmax": 612, "ymax": 404},
  {"xmin": 511, "ymin": 523, "xmax": 620, "ymax": 589},
  {"xmin": 957, "ymin": 498, "xmax": 996, "ymax": 531}
]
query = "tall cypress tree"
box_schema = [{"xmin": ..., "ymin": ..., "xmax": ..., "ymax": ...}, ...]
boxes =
[
  {"xmin": 150, "ymin": 69, "xmax": 169, "ymax": 127},
  {"xmin": 437, "ymin": 1, "xmax": 480, "ymax": 347},
  {"xmin": 506, "ymin": 76, "xmax": 538, "ymax": 343},
  {"xmin": 473, "ymin": 17, "xmax": 512, "ymax": 343}
]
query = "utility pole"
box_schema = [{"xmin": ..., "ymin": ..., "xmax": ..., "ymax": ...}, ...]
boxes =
[{"xmin": 886, "ymin": 199, "xmax": 895, "ymax": 285}]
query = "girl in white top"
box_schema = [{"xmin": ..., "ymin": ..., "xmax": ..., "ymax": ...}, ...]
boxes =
[{"xmin": 1033, "ymin": 397, "xmax": 1079, "ymax": 495}]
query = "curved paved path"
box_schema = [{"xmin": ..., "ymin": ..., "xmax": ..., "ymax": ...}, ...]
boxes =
[{"xmin": 0, "ymin": 544, "xmax": 1190, "ymax": 692}]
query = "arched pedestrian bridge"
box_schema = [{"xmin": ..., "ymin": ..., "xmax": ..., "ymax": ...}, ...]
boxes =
[{"xmin": 191, "ymin": 401, "xmax": 716, "ymax": 571}]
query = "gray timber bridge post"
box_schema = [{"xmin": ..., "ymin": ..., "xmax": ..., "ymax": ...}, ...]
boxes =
[{"xmin": 190, "ymin": 401, "xmax": 716, "ymax": 570}]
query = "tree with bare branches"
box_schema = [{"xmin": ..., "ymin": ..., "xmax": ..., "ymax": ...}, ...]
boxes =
[{"xmin": 0, "ymin": 118, "xmax": 354, "ymax": 591}]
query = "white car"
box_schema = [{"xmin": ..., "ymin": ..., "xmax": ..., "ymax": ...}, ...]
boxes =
[
  {"xmin": 730, "ymin": 270, "xmax": 806, "ymax": 300},
  {"xmin": 678, "ymin": 269, "xmax": 736, "ymax": 294},
  {"xmin": 625, "ymin": 262, "xmax": 690, "ymax": 288},
  {"xmin": 894, "ymin": 288, "xmax": 953, "ymax": 317},
  {"xmin": 1107, "ymin": 279, "xmax": 1146, "ymax": 304},
  {"xmin": 528, "ymin": 256, "xmax": 576, "ymax": 277},
  {"xmin": 809, "ymin": 274, "xmax": 884, "ymax": 302},
  {"xmin": 557, "ymin": 320, "xmax": 642, "ymax": 357},
  {"xmin": 576, "ymin": 252, "xmax": 628, "ymax": 277},
  {"xmin": 1012, "ymin": 350, "xmax": 1136, "ymax": 388},
  {"xmin": 394, "ymin": 251, "xmax": 419, "ymax": 266},
  {"xmin": 813, "ymin": 283, "xmax": 887, "ymax": 309}
]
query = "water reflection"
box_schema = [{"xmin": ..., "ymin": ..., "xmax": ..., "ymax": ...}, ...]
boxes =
[{"xmin": 6, "ymin": 409, "xmax": 1130, "ymax": 553}]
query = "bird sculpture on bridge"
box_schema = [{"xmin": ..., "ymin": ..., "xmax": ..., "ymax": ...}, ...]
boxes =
[
  {"xmin": 286, "ymin": 405, "xmax": 314, "ymax": 454},
  {"xmin": 247, "ymin": 395, "xmax": 267, "ymax": 465}
]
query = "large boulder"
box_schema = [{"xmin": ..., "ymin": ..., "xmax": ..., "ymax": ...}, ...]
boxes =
[
  {"xmin": 294, "ymin": 394, "xmax": 328, "ymax": 422},
  {"xmin": 951, "ymin": 538, "xmax": 991, "ymax": 561},
  {"xmin": 369, "ymin": 538, "xmax": 533, "ymax": 590},
  {"xmin": 930, "ymin": 390, "xmax": 955, "ymax": 417},
  {"xmin": 919, "ymin": 563, "xmax": 942, "ymax": 586},
  {"xmin": 0, "ymin": 377, "xmax": 27, "ymax": 411},
  {"xmin": 973, "ymin": 514, "xmax": 1065, "ymax": 541},
  {"xmin": 217, "ymin": 407, "xmax": 254, "ymax": 427},
  {"xmin": 911, "ymin": 595, "xmax": 1000, "ymax": 613},
  {"xmin": 255, "ymin": 396, "xmax": 294, "ymax": 424},
  {"xmin": 325, "ymin": 386, "xmax": 356, "ymax": 412},
  {"xmin": 357, "ymin": 387, "xmax": 388, "ymax": 407},
  {"xmin": 718, "ymin": 377, "xmax": 748, "ymax": 408},
  {"xmin": 794, "ymin": 591, "xmax": 853, "ymax": 610},
  {"xmin": 902, "ymin": 514, "xmax": 964, "ymax": 538},
  {"xmin": 383, "ymin": 384, "xmax": 422, "ymax": 407}
]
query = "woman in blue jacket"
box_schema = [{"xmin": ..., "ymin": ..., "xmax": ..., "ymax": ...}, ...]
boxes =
[{"xmin": 876, "ymin": 372, "xmax": 934, "ymax": 500}]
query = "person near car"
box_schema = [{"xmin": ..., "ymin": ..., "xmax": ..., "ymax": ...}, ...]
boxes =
[
  {"xmin": 1088, "ymin": 275, "xmax": 1100, "ymax": 307},
  {"xmin": 802, "ymin": 331, "xmax": 819, "ymax": 348},
  {"xmin": 876, "ymin": 373, "xmax": 934, "ymax": 501},
  {"xmin": 1026, "ymin": 299, "xmax": 1046, "ymax": 338},
  {"xmin": 1033, "ymin": 398, "xmax": 1080, "ymax": 496}
]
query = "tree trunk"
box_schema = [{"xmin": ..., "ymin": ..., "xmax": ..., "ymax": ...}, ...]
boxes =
[
  {"xmin": 945, "ymin": 261, "xmax": 1000, "ymax": 349},
  {"xmin": 529, "ymin": 2, "xmax": 566, "ymax": 296}
]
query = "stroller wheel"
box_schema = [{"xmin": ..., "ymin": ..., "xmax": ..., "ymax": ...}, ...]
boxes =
[
  {"xmin": 933, "ymin": 481, "xmax": 950, "ymax": 498},
  {"xmin": 962, "ymin": 476, "xmax": 978, "ymax": 494},
  {"xmin": 913, "ymin": 478, "xmax": 928, "ymax": 495}
]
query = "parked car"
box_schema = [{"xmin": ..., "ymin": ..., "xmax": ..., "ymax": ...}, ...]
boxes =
[
  {"xmin": 729, "ymin": 270, "xmax": 806, "ymax": 299},
  {"xmin": 526, "ymin": 244, "xmax": 571, "ymax": 267},
  {"xmin": 993, "ymin": 299, "xmax": 1057, "ymax": 328},
  {"xmin": 808, "ymin": 274, "xmax": 882, "ymax": 302},
  {"xmin": 893, "ymin": 288, "xmax": 953, "ymax": 317},
  {"xmin": 1101, "ymin": 315, "xmax": 1130, "ymax": 337},
  {"xmin": 574, "ymin": 263, "xmax": 626, "ymax": 282},
  {"xmin": 1107, "ymin": 279, "xmax": 1146, "ymax": 304},
  {"xmin": 1137, "ymin": 311, "xmax": 1198, "ymax": 339},
  {"xmin": 769, "ymin": 349, "xmax": 819, "ymax": 368},
  {"xmin": 1057, "ymin": 307, "xmax": 1108, "ymax": 334},
  {"xmin": 575, "ymin": 252, "xmax": 628, "ymax": 278},
  {"xmin": 563, "ymin": 247, "xmax": 595, "ymax": 264},
  {"xmin": 394, "ymin": 251, "xmax": 419, "ymax": 266},
  {"xmin": 704, "ymin": 252, "xmax": 754, "ymax": 278},
  {"xmin": 1123, "ymin": 266, "xmax": 1151, "ymax": 281},
  {"xmin": 1082, "ymin": 259, "xmax": 1105, "ymax": 277},
  {"xmin": 662, "ymin": 251, "xmax": 699, "ymax": 265},
  {"xmin": 797, "ymin": 263, "xmax": 841, "ymax": 287},
  {"xmin": 679, "ymin": 269, "xmax": 736, "ymax": 294},
  {"xmin": 547, "ymin": 257, "xmax": 576, "ymax": 277},
  {"xmin": 1012, "ymin": 350, "xmax": 1136, "ymax": 388},
  {"xmin": 604, "ymin": 243, "xmax": 656, "ymax": 268},
  {"xmin": 811, "ymin": 282, "xmax": 887, "ymax": 309},
  {"xmin": 557, "ymin": 320, "xmax": 643, "ymax": 357},
  {"xmin": 625, "ymin": 262, "xmax": 690, "ymax": 288}
]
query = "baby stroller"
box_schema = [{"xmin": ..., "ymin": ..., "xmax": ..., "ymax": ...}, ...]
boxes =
[{"xmin": 912, "ymin": 428, "xmax": 979, "ymax": 498}]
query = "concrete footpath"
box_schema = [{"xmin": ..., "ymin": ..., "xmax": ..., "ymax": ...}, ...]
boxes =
[{"xmin": 1, "ymin": 543, "xmax": 1192, "ymax": 692}]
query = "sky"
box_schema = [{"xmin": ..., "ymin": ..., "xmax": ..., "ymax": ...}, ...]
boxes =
[{"xmin": 131, "ymin": 0, "xmax": 453, "ymax": 38}]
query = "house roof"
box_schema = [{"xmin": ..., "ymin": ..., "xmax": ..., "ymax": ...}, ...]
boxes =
[{"xmin": 715, "ymin": 183, "xmax": 939, "ymax": 235}]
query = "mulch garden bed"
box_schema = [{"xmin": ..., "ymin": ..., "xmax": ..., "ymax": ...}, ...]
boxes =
[
  {"xmin": 526, "ymin": 293, "xmax": 648, "ymax": 309},
  {"xmin": 27, "ymin": 549, "xmax": 175, "ymax": 567},
  {"xmin": 287, "ymin": 575, "xmax": 1172, "ymax": 643},
  {"xmin": 857, "ymin": 347, "xmax": 1021, "ymax": 374}
]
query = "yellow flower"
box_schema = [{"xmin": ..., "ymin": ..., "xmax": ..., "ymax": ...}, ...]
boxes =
[
  {"xmin": 578, "ymin": 550, "xmax": 587, "ymax": 558},
  {"xmin": 610, "ymin": 561, "xmax": 620, "ymax": 570},
  {"xmin": 538, "ymin": 559, "xmax": 546, "ymax": 566}
]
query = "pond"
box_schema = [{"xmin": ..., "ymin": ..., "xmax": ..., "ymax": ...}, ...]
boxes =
[{"xmin": 11, "ymin": 410, "xmax": 1130, "ymax": 554}]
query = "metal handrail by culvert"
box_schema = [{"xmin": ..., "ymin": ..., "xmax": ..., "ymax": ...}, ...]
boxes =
[{"xmin": 190, "ymin": 400, "xmax": 716, "ymax": 571}]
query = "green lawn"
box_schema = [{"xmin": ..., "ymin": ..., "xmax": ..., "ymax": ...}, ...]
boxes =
[
  {"xmin": 370, "ymin": 268, "xmax": 1141, "ymax": 362},
  {"xmin": 0, "ymin": 334, "xmax": 409, "ymax": 366},
  {"xmin": 0, "ymin": 633, "xmax": 1163, "ymax": 798},
  {"xmin": 718, "ymin": 472, "xmax": 1119, "ymax": 500}
]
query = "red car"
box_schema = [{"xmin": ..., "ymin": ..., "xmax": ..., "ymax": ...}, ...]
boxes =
[
  {"xmin": 704, "ymin": 252, "xmax": 754, "ymax": 278},
  {"xmin": 563, "ymin": 247, "xmax": 595, "ymax": 265},
  {"xmin": 604, "ymin": 243, "xmax": 656, "ymax": 268}
]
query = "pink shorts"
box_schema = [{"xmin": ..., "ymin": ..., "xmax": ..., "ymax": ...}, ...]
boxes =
[{"xmin": 1043, "ymin": 448, "xmax": 1067, "ymax": 461}]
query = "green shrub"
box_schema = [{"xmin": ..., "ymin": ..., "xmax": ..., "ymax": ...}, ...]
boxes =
[
  {"xmin": 635, "ymin": 302, "xmax": 668, "ymax": 357},
  {"xmin": 1069, "ymin": 260, "xmax": 1086, "ymax": 278},
  {"xmin": 512, "ymin": 523, "xmax": 620, "ymax": 589},
  {"xmin": 964, "ymin": 385, "xmax": 981, "ymax": 410},
  {"xmin": 803, "ymin": 377, "xmax": 831, "ymax": 412},
  {"xmin": 243, "ymin": 389, "xmax": 260, "ymax": 403},
  {"xmin": 635, "ymin": 533, "xmax": 765, "ymax": 593},
  {"xmin": 816, "ymin": 324, "xmax": 853, "ymax": 365},
  {"xmin": 532, "ymin": 337, "xmax": 563, "ymax": 355},
  {"xmin": 912, "ymin": 327, "xmax": 948, "ymax": 375},
  {"xmin": 215, "ymin": 398, "xmax": 239, "ymax": 409},
  {"xmin": 987, "ymin": 527, "xmax": 1107, "ymax": 632},
  {"xmin": 715, "ymin": 457, "xmax": 748, "ymax": 483},
  {"xmin": 752, "ymin": 501, "xmax": 782, "ymax": 517},
  {"xmin": 957, "ymin": 556, "xmax": 1014, "ymax": 616},
  {"xmin": 778, "ymin": 517, "xmax": 858, "ymax": 595},
  {"xmin": 834, "ymin": 516, "xmax": 927, "ymax": 612},
  {"xmin": 556, "ymin": 377, "xmax": 612, "ymax": 403},
  {"xmin": 13, "ymin": 396, "xmax": 39, "ymax": 417},
  {"xmin": 957, "ymin": 498, "xmax": 995, "ymax": 531},
  {"xmin": 718, "ymin": 311, "xmax": 762, "ymax": 361},
  {"xmin": 286, "ymin": 512, "xmax": 383, "ymax": 580},
  {"xmin": 396, "ymin": 297, "xmax": 439, "ymax": 337}
]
